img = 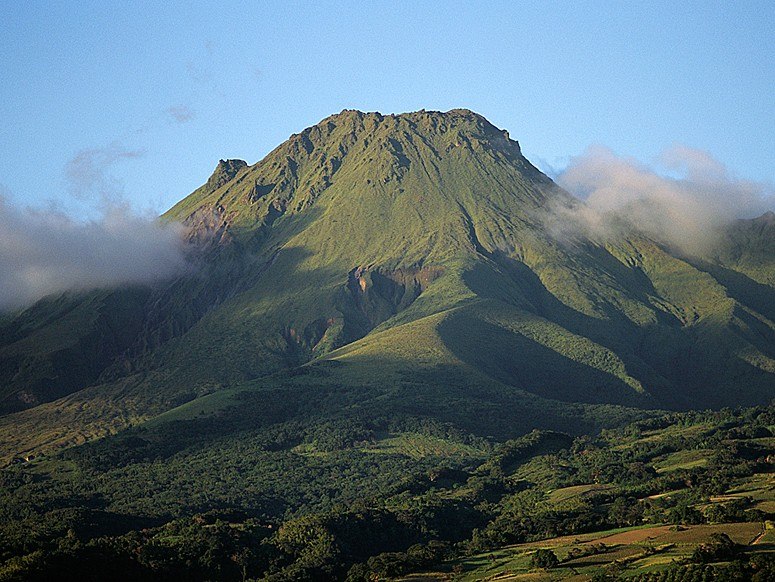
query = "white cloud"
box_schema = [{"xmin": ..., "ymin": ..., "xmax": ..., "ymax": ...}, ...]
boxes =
[
  {"xmin": 0, "ymin": 195, "xmax": 187, "ymax": 311},
  {"xmin": 554, "ymin": 145, "xmax": 775, "ymax": 255},
  {"xmin": 0, "ymin": 142, "xmax": 189, "ymax": 311}
]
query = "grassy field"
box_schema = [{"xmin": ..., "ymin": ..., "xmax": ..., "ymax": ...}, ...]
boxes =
[
  {"xmin": 720, "ymin": 473, "xmax": 775, "ymax": 513},
  {"xmin": 389, "ymin": 411, "xmax": 775, "ymax": 582},
  {"xmin": 361, "ymin": 432, "xmax": 487, "ymax": 460},
  {"xmin": 547, "ymin": 484, "xmax": 616, "ymax": 508},
  {"xmin": 1, "ymin": 402, "xmax": 772, "ymax": 581},
  {"xmin": 653, "ymin": 449, "xmax": 710, "ymax": 473}
]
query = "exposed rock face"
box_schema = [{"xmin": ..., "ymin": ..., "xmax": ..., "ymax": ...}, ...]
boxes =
[
  {"xmin": 343, "ymin": 266, "xmax": 445, "ymax": 339},
  {"xmin": 207, "ymin": 159, "xmax": 247, "ymax": 190}
]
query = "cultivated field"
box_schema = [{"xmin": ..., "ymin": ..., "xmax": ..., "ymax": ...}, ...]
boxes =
[{"xmin": 397, "ymin": 521, "xmax": 772, "ymax": 580}]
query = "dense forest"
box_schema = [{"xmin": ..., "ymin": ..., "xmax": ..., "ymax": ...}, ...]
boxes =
[{"xmin": 1, "ymin": 403, "xmax": 772, "ymax": 580}]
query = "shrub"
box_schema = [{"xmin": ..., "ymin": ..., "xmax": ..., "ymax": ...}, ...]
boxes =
[{"xmin": 531, "ymin": 548, "xmax": 559, "ymax": 569}]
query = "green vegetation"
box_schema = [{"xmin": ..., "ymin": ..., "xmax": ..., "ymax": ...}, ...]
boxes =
[
  {"xmin": 0, "ymin": 110, "xmax": 774, "ymax": 579},
  {"xmin": 422, "ymin": 522, "xmax": 772, "ymax": 582},
  {"xmin": 0, "ymin": 402, "xmax": 772, "ymax": 580},
  {"xmin": 531, "ymin": 548, "xmax": 559, "ymax": 569},
  {"xmin": 1, "ymin": 109, "xmax": 774, "ymax": 464}
]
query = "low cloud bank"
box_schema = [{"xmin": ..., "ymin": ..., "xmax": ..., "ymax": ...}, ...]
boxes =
[
  {"xmin": 553, "ymin": 145, "xmax": 774, "ymax": 255},
  {"xmin": 0, "ymin": 198, "xmax": 187, "ymax": 311},
  {"xmin": 1, "ymin": 143, "xmax": 187, "ymax": 312}
]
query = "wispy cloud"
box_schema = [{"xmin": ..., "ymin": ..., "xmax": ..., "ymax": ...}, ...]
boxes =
[
  {"xmin": 166, "ymin": 104, "xmax": 195, "ymax": 123},
  {"xmin": 552, "ymin": 145, "xmax": 775, "ymax": 255},
  {"xmin": 65, "ymin": 144, "xmax": 145, "ymax": 204},
  {"xmin": 186, "ymin": 60, "xmax": 215, "ymax": 89}
]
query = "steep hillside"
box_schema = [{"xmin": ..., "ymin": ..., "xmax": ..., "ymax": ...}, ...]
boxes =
[
  {"xmin": 0, "ymin": 288, "xmax": 150, "ymax": 414},
  {"xmin": 0, "ymin": 109, "xmax": 773, "ymax": 463}
]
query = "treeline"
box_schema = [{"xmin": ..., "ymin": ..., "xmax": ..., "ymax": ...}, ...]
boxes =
[{"xmin": 627, "ymin": 553, "xmax": 775, "ymax": 582}]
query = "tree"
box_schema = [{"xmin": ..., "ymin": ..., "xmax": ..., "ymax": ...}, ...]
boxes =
[
  {"xmin": 691, "ymin": 532, "xmax": 740, "ymax": 563},
  {"xmin": 531, "ymin": 548, "xmax": 559, "ymax": 569}
]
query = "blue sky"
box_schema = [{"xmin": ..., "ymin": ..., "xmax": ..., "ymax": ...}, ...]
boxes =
[{"xmin": 1, "ymin": 1, "xmax": 773, "ymax": 217}]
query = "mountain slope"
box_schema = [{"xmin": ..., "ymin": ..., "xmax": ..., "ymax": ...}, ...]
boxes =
[
  {"xmin": 0, "ymin": 288, "xmax": 151, "ymax": 414},
  {"xmin": 0, "ymin": 109, "xmax": 773, "ymax": 462}
]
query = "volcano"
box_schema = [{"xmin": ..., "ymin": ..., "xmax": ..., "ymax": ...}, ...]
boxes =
[{"xmin": 1, "ymin": 109, "xmax": 774, "ymax": 461}]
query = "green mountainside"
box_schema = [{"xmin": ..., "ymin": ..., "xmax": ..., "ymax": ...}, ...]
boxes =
[
  {"xmin": 0, "ymin": 109, "xmax": 774, "ymax": 463},
  {"xmin": 0, "ymin": 108, "xmax": 774, "ymax": 581}
]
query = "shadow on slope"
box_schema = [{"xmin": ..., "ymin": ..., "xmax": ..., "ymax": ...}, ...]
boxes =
[
  {"xmin": 62, "ymin": 356, "xmax": 645, "ymax": 477},
  {"xmin": 437, "ymin": 305, "xmax": 651, "ymax": 407},
  {"xmin": 460, "ymin": 257, "xmax": 686, "ymax": 407},
  {"xmin": 688, "ymin": 261, "xmax": 775, "ymax": 326}
]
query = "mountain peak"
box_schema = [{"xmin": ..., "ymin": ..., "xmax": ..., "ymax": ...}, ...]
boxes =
[
  {"xmin": 5, "ymin": 108, "xmax": 775, "ymax": 487},
  {"xmin": 164, "ymin": 108, "xmax": 553, "ymax": 243},
  {"xmin": 207, "ymin": 158, "xmax": 247, "ymax": 190},
  {"xmin": 311, "ymin": 107, "xmax": 510, "ymax": 135}
]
